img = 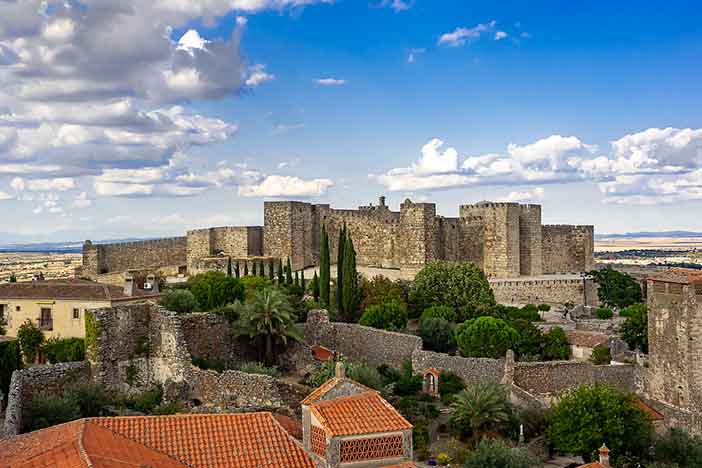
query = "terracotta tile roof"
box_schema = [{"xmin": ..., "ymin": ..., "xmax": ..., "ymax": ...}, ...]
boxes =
[
  {"xmin": 301, "ymin": 377, "xmax": 373, "ymax": 406},
  {"xmin": 423, "ymin": 367, "xmax": 440, "ymax": 377},
  {"xmin": 310, "ymin": 391, "xmax": 412, "ymax": 437},
  {"xmin": 649, "ymin": 268, "xmax": 702, "ymax": 284},
  {"xmin": 0, "ymin": 279, "xmax": 159, "ymax": 302},
  {"xmin": 92, "ymin": 412, "xmax": 316, "ymax": 468},
  {"xmin": 274, "ymin": 414, "xmax": 303, "ymax": 440},
  {"xmin": 567, "ymin": 331, "xmax": 610, "ymax": 348},
  {"xmin": 380, "ymin": 463, "xmax": 416, "ymax": 468},
  {"xmin": 634, "ymin": 397, "xmax": 664, "ymax": 421},
  {"xmin": 311, "ymin": 344, "xmax": 333, "ymax": 362},
  {"xmin": 0, "ymin": 420, "xmax": 188, "ymax": 468}
]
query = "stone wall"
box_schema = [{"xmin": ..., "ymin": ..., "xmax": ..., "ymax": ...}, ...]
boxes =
[
  {"xmin": 542, "ymin": 225, "xmax": 594, "ymax": 274},
  {"xmin": 519, "ymin": 205, "xmax": 543, "ymax": 276},
  {"xmin": 489, "ymin": 276, "xmax": 598, "ymax": 306},
  {"xmin": 189, "ymin": 256, "xmax": 280, "ymax": 276},
  {"xmin": 411, "ymin": 349, "xmax": 504, "ymax": 385},
  {"xmin": 304, "ymin": 309, "xmax": 422, "ymax": 368},
  {"xmin": 186, "ymin": 226, "xmax": 263, "ymax": 272},
  {"xmin": 3, "ymin": 361, "xmax": 90, "ymax": 436},
  {"xmin": 82, "ymin": 238, "xmax": 187, "ymax": 278},
  {"xmin": 179, "ymin": 313, "xmax": 258, "ymax": 367},
  {"xmin": 264, "ymin": 201, "xmax": 315, "ymax": 271}
]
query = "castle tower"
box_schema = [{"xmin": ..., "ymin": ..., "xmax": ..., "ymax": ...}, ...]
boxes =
[
  {"xmin": 397, "ymin": 199, "xmax": 439, "ymax": 271},
  {"xmin": 519, "ymin": 204, "xmax": 543, "ymax": 276},
  {"xmin": 264, "ymin": 201, "xmax": 315, "ymax": 270}
]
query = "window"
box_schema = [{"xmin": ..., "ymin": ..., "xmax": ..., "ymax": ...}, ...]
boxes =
[
  {"xmin": 73, "ymin": 308, "xmax": 80, "ymax": 320},
  {"xmin": 0, "ymin": 304, "xmax": 6, "ymax": 326},
  {"xmin": 15, "ymin": 305, "xmax": 21, "ymax": 312},
  {"xmin": 339, "ymin": 435, "xmax": 404, "ymax": 462},
  {"xmin": 311, "ymin": 426, "xmax": 326, "ymax": 457},
  {"xmin": 39, "ymin": 307, "xmax": 53, "ymax": 331}
]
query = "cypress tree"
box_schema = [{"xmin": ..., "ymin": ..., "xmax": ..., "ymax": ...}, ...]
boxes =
[
  {"xmin": 336, "ymin": 224, "xmax": 347, "ymax": 311},
  {"xmin": 227, "ymin": 256, "xmax": 232, "ymax": 277},
  {"xmin": 341, "ymin": 235, "xmax": 358, "ymax": 320},
  {"xmin": 268, "ymin": 258, "xmax": 275, "ymax": 281},
  {"xmin": 235, "ymin": 260, "xmax": 240, "ymax": 278},
  {"xmin": 244, "ymin": 261, "xmax": 249, "ymax": 276},
  {"xmin": 286, "ymin": 258, "xmax": 293, "ymax": 284},
  {"xmin": 312, "ymin": 272, "xmax": 320, "ymax": 302},
  {"xmin": 252, "ymin": 261, "xmax": 257, "ymax": 276},
  {"xmin": 260, "ymin": 260, "xmax": 265, "ymax": 277},
  {"xmin": 294, "ymin": 271, "xmax": 300, "ymax": 287},
  {"xmin": 300, "ymin": 269, "xmax": 305, "ymax": 290},
  {"xmin": 319, "ymin": 226, "xmax": 330, "ymax": 307},
  {"xmin": 278, "ymin": 258, "xmax": 284, "ymax": 284}
]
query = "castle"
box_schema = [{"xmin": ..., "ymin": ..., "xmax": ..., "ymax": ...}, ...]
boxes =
[{"xmin": 80, "ymin": 196, "xmax": 594, "ymax": 280}]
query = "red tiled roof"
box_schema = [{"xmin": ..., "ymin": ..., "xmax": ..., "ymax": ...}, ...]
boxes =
[
  {"xmin": 310, "ymin": 391, "xmax": 413, "ymax": 437},
  {"xmin": 423, "ymin": 367, "xmax": 440, "ymax": 377},
  {"xmin": 92, "ymin": 412, "xmax": 316, "ymax": 468},
  {"xmin": 0, "ymin": 420, "xmax": 188, "ymax": 468},
  {"xmin": 311, "ymin": 344, "xmax": 333, "ymax": 362},
  {"xmin": 634, "ymin": 398, "xmax": 664, "ymax": 421},
  {"xmin": 649, "ymin": 268, "xmax": 702, "ymax": 284},
  {"xmin": 0, "ymin": 279, "xmax": 159, "ymax": 302},
  {"xmin": 274, "ymin": 414, "xmax": 303, "ymax": 440},
  {"xmin": 301, "ymin": 377, "xmax": 373, "ymax": 406},
  {"xmin": 567, "ymin": 331, "xmax": 610, "ymax": 348}
]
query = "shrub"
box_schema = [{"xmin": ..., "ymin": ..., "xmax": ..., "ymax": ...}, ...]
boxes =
[
  {"xmin": 519, "ymin": 406, "xmax": 550, "ymax": 441},
  {"xmin": 359, "ymin": 300, "xmax": 408, "ymax": 331},
  {"xmin": 239, "ymin": 362, "xmax": 280, "ymax": 378},
  {"xmin": 590, "ymin": 345, "xmax": 611, "ymax": 365},
  {"xmin": 0, "ymin": 339, "xmax": 22, "ymax": 401},
  {"xmin": 394, "ymin": 360, "xmax": 422, "ymax": 396},
  {"xmin": 449, "ymin": 382, "xmax": 512, "ymax": 443},
  {"xmin": 191, "ymin": 355, "xmax": 225, "ymax": 372},
  {"xmin": 507, "ymin": 306, "xmax": 541, "ymax": 322},
  {"xmin": 409, "ymin": 262, "xmax": 495, "ymax": 318},
  {"xmin": 23, "ymin": 391, "xmax": 80, "ymax": 432},
  {"xmin": 620, "ymin": 303, "xmax": 648, "ymax": 353},
  {"xmin": 130, "ymin": 386, "xmax": 164, "ymax": 414},
  {"xmin": 65, "ymin": 382, "xmax": 111, "ymax": 417},
  {"xmin": 346, "ymin": 362, "xmax": 384, "ymax": 390},
  {"xmin": 360, "ymin": 275, "xmax": 407, "ymax": 312},
  {"xmin": 538, "ymin": 303, "xmax": 551, "ymax": 311},
  {"xmin": 307, "ymin": 359, "xmax": 340, "ymax": 388},
  {"xmin": 419, "ymin": 305, "xmax": 457, "ymax": 324},
  {"xmin": 548, "ymin": 384, "xmax": 652, "ymax": 463},
  {"xmin": 377, "ymin": 364, "xmax": 402, "ymax": 386},
  {"xmin": 187, "ymin": 271, "xmax": 244, "ymax": 311},
  {"xmin": 589, "ymin": 267, "xmax": 643, "ymax": 309},
  {"xmin": 210, "ymin": 303, "xmax": 241, "ymax": 324},
  {"xmin": 159, "ymin": 289, "xmax": 197, "ymax": 314},
  {"xmin": 240, "ymin": 276, "xmax": 269, "ymax": 302},
  {"xmin": 438, "ymin": 371, "xmax": 465, "ymax": 404},
  {"xmin": 413, "ymin": 423, "xmax": 430, "ymax": 460},
  {"xmin": 42, "ymin": 337, "xmax": 85, "ymax": 363},
  {"xmin": 596, "ymin": 307, "xmax": 614, "ymax": 319},
  {"xmin": 511, "ymin": 320, "xmax": 544, "ymax": 361},
  {"xmin": 151, "ymin": 401, "xmax": 182, "ymax": 415},
  {"xmin": 463, "ymin": 439, "xmax": 541, "ymax": 468},
  {"xmin": 542, "ymin": 327, "xmax": 570, "ymax": 361},
  {"xmin": 395, "ymin": 395, "xmax": 439, "ymax": 422},
  {"xmin": 419, "ymin": 317, "xmax": 455, "ymax": 353},
  {"xmin": 652, "ymin": 428, "xmax": 702, "ymax": 467},
  {"xmin": 17, "ymin": 319, "xmax": 44, "ymax": 363},
  {"xmin": 455, "ymin": 317, "xmax": 519, "ymax": 359}
]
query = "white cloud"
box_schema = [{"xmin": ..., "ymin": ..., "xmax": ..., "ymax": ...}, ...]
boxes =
[
  {"xmin": 72, "ymin": 192, "xmax": 92, "ymax": 208},
  {"xmin": 497, "ymin": 187, "xmax": 545, "ymax": 202},
  {"xmin": 380, "ymin": 0, "xmax": 412, "ymax": 12},
  {"xmin": 495, "ymin": 31, "xmax": 508, "ymax": 40},
  {"xmin": 11, "ymin": 177, "xmax": 75, "ymax": 192},
  {"xmin": 239, "ymin": 175, "xmax": 333, "ymax": 197},
  {"xmin": 315, "ymin": 78, "xmax": 346, "ymax": 86},
  {"xmin": 245, "ymin": 64, "xmax": 275, "ymax": 87},
  {"xmin": 438, "ymin": 21, "xmax": 496, "ymax": 47},
  {"xmin": 176, "ymin": 29, "xmax": 210, "ymax": 55},
  {"xmin": 407, "ymin": 48, "xmax": 425, "ymax": 63},
  {"xmin": 0, "ymin": 191, "xmax": 12, "ymax": 201}
]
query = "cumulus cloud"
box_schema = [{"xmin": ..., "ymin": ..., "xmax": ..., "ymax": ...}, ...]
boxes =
[
  {"xmin": 0, "ymin": 191, "xmax": 12, "ymax": 201},
  {"xmin": 438, "ymin": 21, "xmax": 496, "ymax": 47},
  {"xmin": 407, "ymin": 48, "xmax": 425, "ymax": 63},
  {"xmin": 239, "ymin": 175, "xmax": 333, "ymax": 197},
  {"xmin": 315, "ymin": 78, "xmax": 346, "ymax": 86},
  {"xmin": 72, "ymin": 192, "xmax": 92, "ymax": 208},
  {"xmin": 497, "ymin": 187, "xmax": 545, "ymax": 202},
  {"xmin": 245, "ymin": 64, "xmax": 275, "ymax": 87},
  {"xmin": 11, "ymin": 177, "xmax": 75, "ymax": 192},
  {"xmin": 378, "ymin": 0, "xmax": 412, "ymax": 12},
  {"xmin": 495, "ymin": 31, "xmax": 508, "ymax": 40}
]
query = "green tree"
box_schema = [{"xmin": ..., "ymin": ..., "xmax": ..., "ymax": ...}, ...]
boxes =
[
  {"xmin": 278, "ymin": 258, "xmax": 284, "ymax": 284},
  {"xmin": 336, "ymin": 224, "xmax": 347, "ymax": 310},
  {"xmin": 268, "ymin": 258, "xmax": 275, "ymax": 281},
  {"xmin": 359, "ymin": 300, "xmax": 407, "ymax": 331},
  {"xmin": 24, "ymin": 391, "xmax": 80, "ymax": 432},
  {"xmin": 455, "ymin": 317, "xmax": 518, "ymax": 359},
  {"xmin": 589, "ymin": 267, "xmax": 643, "ymax": 309},
  {"xmin": 17, "ymin": 319, "xmax": 44, "ymax": 363},
  {"xmin": 286, "ymin": 258, "xmax": 293, "ymax": 285},
  {"xmin": 235, "ymin": 260, "xmax": 240, "ymax": 278},
  {"xmin": 590, "ymin": 345, "xmax": 612, "ymax": 365},
  {"xmin": 42, "ymin": 337, "xmax": 85, "ymax": 363},
  {"xmin": 620, "ymin": 303, "xmax": 648, "ymax": 353},
  {"xmin": 511, "ymin": 319, "xmax": 544, "ymax": 361},
  {"xmin": 259, "ymin": 260, "xmax": 265, "ymax": 277},
  {"xmin": 319, "ymin": 226, "xmax": 331, "ymax": 306},
  {"xmin": 252, "ymin": 261, "xmax": 257, "ymax": 276},
  {"xmin": 159, "ymin": 289, "xmax": 198, "ymax": 314},
  {"xmin": 449, "ymin": 382, "xmax": 512, "ymax": 446},
  {"xmin": 419, "ymin": 305, "xmax": 457, "ymax": 324},
  {"xmin": 542, "ymin": 326, "xmax": 570, "ymax": 361},
  {"xmin": 187, "ymin": 271, "xmax": 244, "ymax": 311},
  {"xmin": 548, "ymin": 384, "xmax": 652, "ymax": 463},
  {"xmin": 438, "ymin": 371, "xmax": 465, "ymax": 404},
  {"xmin": 65, "ymin": 382, "xmax": 111, "ymax": 417},
  {"xmin": 409, "ymin": 262, "xmax": 496, "ymax": 319},
  {"xmin": 0, "ymin": 339, "xmax": 22, "ymax": 402},
  {"xmin": 244, "ymin": 261, "xmax": 249, "ymax": 276},
  {"xmin": 235, "ymin": 288, "xmax": 302, "ymax": 365},
  {"xmin": 360, "ymin": 275, "xmax": 407, "ymax": 312},
  {"xmin": 312, "ymin": 272, "xmax": 320, "ymax": 301},
  {"xmin": 340, "ymin": 235, "xmax": 358, "ymax": 321},
  {"xmin": 653, "ymin": 428, "xmax": 702, "ymax": 467},
  {"xmin": 419, "ymin": 317, "xmax": 455, "ymax": 353},
  {"xmin": 226, "ymin": 256, "xmax": 232, "ymax": 277},
  {"xmin": 294, "ymin": 271, "xmax": 300, "ymax": 287},
  {"xmin": 463, "ymin": 439, "xmax": 541, "ymax": 468}
]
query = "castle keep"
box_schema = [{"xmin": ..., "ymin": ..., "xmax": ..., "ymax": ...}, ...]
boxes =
[{"xmin": 81, "ymin": 196, "xmax": 594, "ymax": 280}]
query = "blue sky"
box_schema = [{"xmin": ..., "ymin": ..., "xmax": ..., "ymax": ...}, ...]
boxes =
[{"xmin": 0, "ymin": 0, "xmax": 701, "ymax": 242}]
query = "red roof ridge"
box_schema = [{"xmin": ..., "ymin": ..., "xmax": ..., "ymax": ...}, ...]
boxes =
[{"xmin": 310, "ymin": 389, "xmax": 380, "ymax": 409}]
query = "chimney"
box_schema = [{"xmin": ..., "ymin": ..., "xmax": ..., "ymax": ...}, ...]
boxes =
[
  {"xmin": 146, "ymin": 274, "xmax": 159, "ymax": 294},
  {"xmin": 335, "ymin": 361, "xmax": 345, "ymax": 379},
  {"xmin": 378, "ymin": 195, "xmax": 386, "ymax": 207},
  {"xmin": 123, "ymin": 271, "xmax": 135, "ymax": 297},
  {"xmin": 598, "ymin": 444, "xmax": 610, "ymax": 468}
]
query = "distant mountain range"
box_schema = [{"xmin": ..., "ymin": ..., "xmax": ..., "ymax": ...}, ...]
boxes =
[
  {"xmin": 596, "ymin": 231, "xmax": 702, "ymax": 240},
  {"xmin": 0, "ymin": 238, "xmax": 152, "ymax": 253}
]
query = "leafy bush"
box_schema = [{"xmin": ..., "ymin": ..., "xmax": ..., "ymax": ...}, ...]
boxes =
[
  {"xmin": 548, "ymin": 384, "xmax": 652, "ymax": 463},
  {"xmin": 360, "ymin": 275, "xmax": 407, "ymax": 312},
  {"xmin": 187, "ymin": 271, "xmax": 244, "ymax": 311},
  {"xmin": 419, "ymin": 305, "xmax": 457, "ymax": 324},
  {"xmin": 596, "ymin": 307, "xmax": 614, "ymax": 319},
  {"xmin": 240, "ymin": 276, "xmax": 270, "ymax": 302},
  {"xmin": 463, "ymin": 439, "xmax": 541, "ymax": 468},
  {"xmin": 394, "ymin": 360, "xmax": 422, "ymax": 396},
  {"xmin": 240, "ymin": 362, "xmax": 281, "ymax": 378},
  {"xmin": 620, "ymin": 302, "xmax": 645, "ymax": 318},
  {"xmin": 377, "ymin": 364, "xmax": 402, "ymax": 386},
  {"xmin": 151, "ymin": 401, "xmax": 182, "ymax": 415},
  {"xmin": 0, "ymin": 339, "xmax": 22, "ymax": 401},
  {"xmin": 511, "ymin": 320, "xmax": 544, "ymax": 361},
  {"xmin": 346, "ymin": 362, "xmax": 384, "ymax": 390},
  {"xmin": 17, "ymin": 319, "xmax": 44, "ymax": 363},
  {"xmin": 23, "ymin": 391, "xmax": 80, "ymax": 432},
  {"xmin": 210, "ymin": 303, "xmax": 241, "ymax": 324},
  {"xmin": 519, "ymin": 406, "xmax": 550, "ymax": 441},
  {"xmin": 65, "ymin": 382, "xmax": 111, "ymax": 417},
  {"xmin": 538, "ymin": 303, "xmax": 551, "ymax": 312},
  {"xmin": 359, "ymin": 300, "xmax": 408, "ymax": 331},
  {"xmin": 395, "ymin": 395, "xmax": 439, "ymax": 421},
  {"xmin": 542, "ymin": 327, "xmax": 570, "ymax": 361},
  {"xmin": 652, "ymin": 428, "xmax": 702, "ymax": 467},
  {"xmin": 449, "ymin": 382, "xmax": 512, "ymax": 443},
  {"xmin": 590, "ymin": 345, "xmax": 611, "ymax": 365},
  {"xmin": 191, "ymin": 355, "xmax": 225, "ymax": 372},
  {"xmin": 159, "ymin": 289, "xmax": 198, "ymax": 314},
  {"xmin": 409, "ymin": 262, "xmax": 495, "ymax": 318},
  {"xmin": 455, "ymin": 316, "xmax": 519, "ymax": 359},
  {"xmin": 620, "ymin": 303, "xmax": 648, "ymax": 353},
  {"xmin": 307, "ymin": 359, "xmax": 340, "ymax": 387},
  {"xmin": 42, "ymin": 337, "xmax": 85, "ymax": 363},
  {"xmin": 507, "ymin": 306, "xmax": 541, "ymax": 322},
  {"xmin": 438, "ymin": 371, "xmax": 465, "ymax": 404},
  {"xmin": 589, "ymin": 267, "xmax": 643, "ymax": 309},
  {"xmin": 413, "ymin": 423, "xmax": 430, "ymax": 460},
  {"xmin": 130, "ymin": 386, "xmax": 164, "ymax": 414},
  {"xmin": 419, "ymin": 317, "xmax": 455, "ymax": 353}
]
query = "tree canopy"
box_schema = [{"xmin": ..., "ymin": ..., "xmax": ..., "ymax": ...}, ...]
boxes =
[
  {"xmin": 454, "ymin": 316, "xmax": 518, "ymax": 359},
  {"xmin": 620, "ymin": 303, "xmax": 648, "ymax": 353},
  {"xmin": 589, "ymin": 268, "xmax": 643, "ymax": 309},
  {"xmin": 187, "ymin": 271, "xmax": 244, "ymax": 311}
]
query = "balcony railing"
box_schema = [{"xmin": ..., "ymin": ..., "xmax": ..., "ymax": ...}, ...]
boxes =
[{"xmin": 37, "ymin": 318, "xmax": 53, "ymax": 331}]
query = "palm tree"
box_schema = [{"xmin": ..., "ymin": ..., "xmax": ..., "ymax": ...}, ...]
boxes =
[
  {"xmin": 236, "ymin": 288, "xmax": 302, "ymax": 365},
  {"xmin": 449, "ymin": 382, "xmax": 511, "ymax": 446}
]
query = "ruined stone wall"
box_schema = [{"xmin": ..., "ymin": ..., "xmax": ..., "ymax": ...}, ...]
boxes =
[
  {"xmin": 411, "ymin": 349, "xmax": 504, "ymax": 385},
  {"xmin": 179, "ymin": 313, "xmax": 258, "ymax": 368},
  {"xmin": 82, "ymin": 238, "xmax": 186, "ymax": 278},
  {"xmin": 304, "ymin": 309, "xmax": 422, "ymax": 368},
  {"xmin": 186, "ymin": 227, "xmax": 263, "ymax": 272},
  {"xmin": 264, "ymin": 201, "xmax": 315, "ymax": 271},
  {"xmin": 519, "ymin": 205, "xmax": 543, "ymax": 276},
  {"xmin": 489, "ymin": 276, "xmax": 593, "ymax": 306},
  {"xmin": 542, "ymin": 225, "xmax": 595, "ymax": 274},
  {"xmin": 3, "ymin": 361, "xmax": 90, "ymax": 436}
]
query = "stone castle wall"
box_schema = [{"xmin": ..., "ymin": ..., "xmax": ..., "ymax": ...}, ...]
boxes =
[
  {"xmin": 411, "ymin": 349, "xmax": 504, "ymax": 385},
  {"xmin": 186, "ymin": 226, "xmax": 263, "ymax": 271},
  {"xmin": 519, "ymin": 205, "xmax": 543, "ymax": 276},
  {"xmin": 82, "ymin": 238, "xmax": 186, "ymax": 278},
  {"xmin": 490, "ymin": 276, "xmax": 599, "ymax": 306},
  {"xmin": 542, "ymin": 225, "xmax": 594, "ymax": 274}
]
